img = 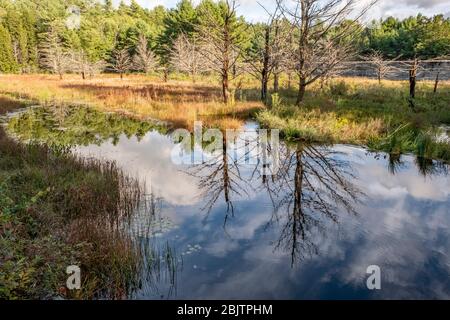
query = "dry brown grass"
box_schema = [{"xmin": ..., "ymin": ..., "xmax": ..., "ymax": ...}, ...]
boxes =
[{"xmin": 0, "ymin": 74, "xmax": 264, "ymax": 130}]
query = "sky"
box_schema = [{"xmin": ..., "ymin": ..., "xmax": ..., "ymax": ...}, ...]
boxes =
[{"xmin": 112, "ymin": 0, "xmax": 450, "ymax": 22}]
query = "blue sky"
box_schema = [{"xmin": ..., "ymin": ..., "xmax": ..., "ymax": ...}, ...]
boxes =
[{"xmin": 112, "ymin": 0, "xmax": 450, "ymax": 22}]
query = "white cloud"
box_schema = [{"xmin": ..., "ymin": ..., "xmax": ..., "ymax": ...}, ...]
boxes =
[{"xmin": 110, "ymin": 0, "xmax": 448, "ymax": 22}]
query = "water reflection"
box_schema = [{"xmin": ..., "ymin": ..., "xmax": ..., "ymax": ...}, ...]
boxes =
[
  {"xmin": 7, "ymin": 105, "xmax": 165, "ymax": 147},
  {"xmin": 372, "ymin": 152, "xmax": 449, "ymax": 177},
  {"xmin": 187, "ymin": 133, "xmax": 255, "ymax": 226},
  {"xmin": 258, "ymin": 143, "xmax": 362, "ymax": 266},
  {"xmin": 5, "ymin": 106, "xmax": 450, "ymax": 299},
  {"xmin": 129, "ymin": 191, "xmax": 182, "ymax": 299}
]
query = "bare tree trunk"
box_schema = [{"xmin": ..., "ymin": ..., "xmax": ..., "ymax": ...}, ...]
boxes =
[
  {"xmin": 409, "ymin": 70, "xmax": 416, "ymax": 99},
  {"xmin": 261, "ymin": 75, "xmax": 269, "ymax": 102},
  {"xmin": 59, "ymin": 72, "xmax": 63, "ymax": 80},
  {"xmin": 82, "ymin": 71, "xmax": 86, "ymax": 80},
  {"xmin": 120, "ymin": 72, "xmax": 123, "ymax": 80},
  {"xmin": 409, "ymin": 59, "xmax": 418, "ymax": 109},
  {"xmin": 410, "ymin": 59, "xmax": 419, "ymax": 98},
  {"xmin": 261, "ymin": 27, "xmax": 270, "ymax": 102},
  {"xmin": 296, "ymin": 77, "xmax": 306, "ymax": 105},
  {"xmin": 222, "ymin": 70, "xmax": 229, "ymax": 104},
  {"xmin": 222, "ymin": 17, "xmax": 231, "ymax": 104},
  {"xmin": 272, "ymin": 21, "xmax": 281, "ymax": 94},
  {"xmin": 273, "ymin": 74, "xmax": 279, "ymax": 93},
  {"xmin": 434, "ymin": 71, "xmax": 440, "ymax": 94}
]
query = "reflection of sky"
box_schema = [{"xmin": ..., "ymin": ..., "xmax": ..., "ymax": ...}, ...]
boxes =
[
  {"xmin": 75, "ymin": 129, "xmax": 450, "ymax": 300},
  {"xmin": 75, "ymin": 131, "xmax": 201, "ymax": 206}
]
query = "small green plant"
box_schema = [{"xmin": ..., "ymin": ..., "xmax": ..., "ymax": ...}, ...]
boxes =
[
  {"xmin": 270, "ymin": 93, "xmax": 282, "ymax": 110},
  {"xmin": 328, "ymin": 80, "xmax": 350, "ymax": 96}
]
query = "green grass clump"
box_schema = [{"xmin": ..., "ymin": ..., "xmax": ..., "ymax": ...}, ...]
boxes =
[
  {"xmin": 257, "ymin": 79, "xmax": 450, "ymax": 163},
  {"xmin": 0, "ymin": 96, "xmax": 146, "ymax": 299}
]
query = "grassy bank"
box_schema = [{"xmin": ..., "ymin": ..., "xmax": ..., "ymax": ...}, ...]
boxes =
[
  {"xmin": 257, "ymin": 78, "xmax": 450, "ymax": 162},
  {"xmin": 1, "ymin": 74, "xmax": 449, "ymax": 162},
  {"xmin": 0, "ymin": 74, "xmax": 263, "ymax": 131},
  {"xmin": 0, "ymin": 96, "xmax": 146, "ymax": 299}
]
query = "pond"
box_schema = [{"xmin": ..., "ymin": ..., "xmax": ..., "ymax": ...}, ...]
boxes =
[{"xmin": 5, "ymin": 106, "xmax": 450, "ymax": 300}]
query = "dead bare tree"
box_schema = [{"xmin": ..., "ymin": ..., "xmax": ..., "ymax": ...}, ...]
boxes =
[
  {"xmin": 408, "ymin": 58, "xmax": 419, "ymax": 106},
  {"xmin": 430, "ymin": 57, "xmax": 450, "ymax": 94},
  {"xmin": 110, "ymin": 48, "xmax": 132, "ymax": 79},
  {"xmin": 361, "ymin": 51, "xmax": 403, "ymax": 84},
  {"xmin": 70, "ymin": 50, "xmax": 88, "ymax": 79},
  {"xmin": 246, "ymin": 10, "xmax": 290, "ymax": 102},
  {"xmin": 70, "ymin": 49, "xmax": 104, "ymax": 80},
  {"xmin": 197, "ymin": 0, "xmax": 247, "ymax": 104},
  {"xmin": 87, "ymin": 60, "xmax": 106, "ymax": 78},
  {"xmin": 133, "ymin": 34, "xmax": 157, "ymax": 74},
  {"xmin": 170, "ymin": 33, "xmax": 208, "ymax": 83},
  {"xmin": 39, "ymin": 26, "xmax": 70, "ymax": 80},
  {"xmin": 276, "ymin": 0, "xmax": 377, "ymax": 105}
]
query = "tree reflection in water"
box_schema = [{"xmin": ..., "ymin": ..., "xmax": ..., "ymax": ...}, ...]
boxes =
[
  {"xmin": 187, "ymin": 129, "xmax": 363, "ymax": 265},
  {"xmin": 187, "ymin": 133, "xmax": 253, "ymax": 227},
  {"xmin": 257, "ymin": 142, "xmax": 363, "ymax": 266},
  {"xmin": 373, "ymin": 152, "xmax": 449, "ymax": 177},
  {"xmin": 7, "ymin": 105, "xmax": 166, "ymax": 147}
]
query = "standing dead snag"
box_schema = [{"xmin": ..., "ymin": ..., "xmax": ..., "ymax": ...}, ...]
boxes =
[
  {"xmin": 246, "ymin": 11, "xmax": 290, "ymax": 103},
  {"xmin": 364, "ymin": 51, "xmax": 401, "ymax": 84},
  {"xmin": 111, "ymin": 48, "xmax": 132, "ymax": 79},
  {"xmin": 409, "ymin": 58, "xmax": 419, "ymax": 102},
  {"xmin": 70, "ymin": 50, "xmax": 89, "ymax": 80},
  {"xmin": 39, "ymin": 26, "xmax": 70, "ymax": 80},
  {"xmin": 434, "ymin": 69, "xmax": 440, "ymax": 94},
  {"xmin": 70, "ymin": 50, "xmax": 105, "ymax": 80},
  {"xmin": 170, "ymin": 33, "xmax": 208, "ymax": 83},
  {"xmin": 133, "ymin": 34, "xmax": 157, "ymax": 74},
  {"xmin": 197, "ymin": 0, "xmax": 247, "ymax": 104},
  {"xmin": 431, "ymin": 59, "xmax": 449, "ymax": 94},
  {"xmin": 276, "ymin": 0, "xmax": 377, "ymax": 105}
]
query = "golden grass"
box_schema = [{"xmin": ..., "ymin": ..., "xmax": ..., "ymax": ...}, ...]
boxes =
[
  {"xmin": 257, "ymin": 76, "xmax": 450, "ymax": 160},
  {"xmin": 0, "ymin": 74, "xmax": 264, "ymax": 131}
]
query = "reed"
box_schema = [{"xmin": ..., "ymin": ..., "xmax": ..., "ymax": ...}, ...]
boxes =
[{"xmin": 0, "ymin": 96, "xmax": 153, "ymax": 299}]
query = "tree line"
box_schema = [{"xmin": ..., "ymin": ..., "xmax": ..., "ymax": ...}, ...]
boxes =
[{"xmin": 0, "ymin": 0, "xmax": 449, "ymax": 105}]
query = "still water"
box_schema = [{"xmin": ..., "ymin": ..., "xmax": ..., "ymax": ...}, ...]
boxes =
[{"xmin": 6, "ymin": 106, "xmax": 450, "ymax": 300}]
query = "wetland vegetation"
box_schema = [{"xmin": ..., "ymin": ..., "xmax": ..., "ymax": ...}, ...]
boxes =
[{"xmin": 0, "ymin": 0, "xmax": 450, "ymax": 300}]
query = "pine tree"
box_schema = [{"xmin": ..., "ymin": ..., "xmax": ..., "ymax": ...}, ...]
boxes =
[
  {"xmin": 157, "ymin": 0, "xmax": 198, "ymax": 71},
  {"xmin": 5, "ymin": 9, "xmax": 28, "ymax": 69},
  {"xmin": 22, "ymin": 8, "xmax": 38, "ymax": 70},
  {"xmin": 197, "ymin": 0, "xmax": 248, "ymax": 103},
  {"xmin": 0, "ymin": 25, "xmax": 17, "ymax": 73},
  {"xmin": 104, "ymin": 0, "xmax": 113, "ymax": 13}
]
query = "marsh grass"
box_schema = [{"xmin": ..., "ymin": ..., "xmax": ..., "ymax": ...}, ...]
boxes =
[
  {"xmin": 1, "ymin": 74, "xmax": 449, "ymax": 162},
  {"xmin": 0, "ymin": 96, "xmax": 156, "ymax": 299},
  {"xmin": 257, "ymin": 77, "xmax": 450, "ymax": 162},
  {"xmin": 0, "ymin": 74, "xmax": 263, "ymax": 131}
]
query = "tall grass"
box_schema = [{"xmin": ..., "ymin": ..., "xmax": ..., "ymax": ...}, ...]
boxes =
[
  {"xmin": 0, "ymin": 95, "xmax": 159, "ymax": 299},
  {"xmin": 0, "ymin": 74, "xmax": 263, "ymax": 131},
  {"xmin": 257, "ymin": 77, "xmax": 450, "ymax": 162}
]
